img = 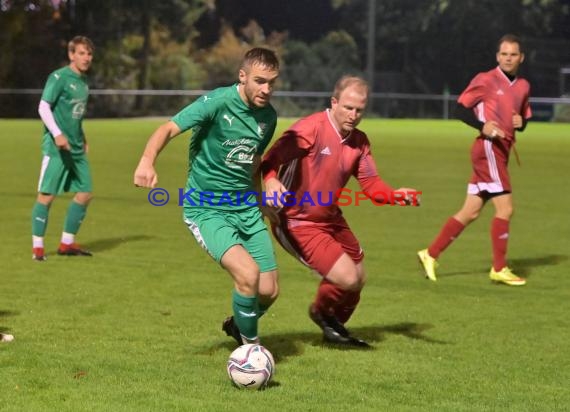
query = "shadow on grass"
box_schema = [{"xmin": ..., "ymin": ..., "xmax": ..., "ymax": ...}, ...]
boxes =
[
  {"xmin": 0, "ymin": 310, "xmax": 18, "ymax": 318},
  {"xmin": 439, "ymin": 254, "xmax": 568, "ymax": 279},
  {"xmin": 201, "ymin": 322, "xmax": 446, "ymax": 361},
  {"xmin": 54, "ymin": 234, "xmax": 156, "ymax": 253},
  {"xmin": 508, "ymin": 254, "xmax": 568, "ymax": 277},
  {"xmin": 0, "ymin": 191, "xmax": 142, "ymax": 203},
  {"xmin": 0, "ymin": 310, "xmax": 18, "ymax": 334},
  {"xmin": 436, "ymin": 270, "xmax": 475, "ymax": 279}
]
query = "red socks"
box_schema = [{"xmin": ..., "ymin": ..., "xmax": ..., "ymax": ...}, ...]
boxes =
[
  {"xmin": 428, "ymin": 217, "xmax": 465, "ymax": 258},
  {"xmin": 313, "ymin": 280, "xmax": 361, "ymax": 324},
  {"xmin": 429, "ymin": 216, "xmax": 509, "ymax": 270},
  {"xmin": 334, "ymin": 290, "xmax": 361, "ymax": 324},
  {"xmin": 491, "ymin": 217, "xmax": 509, "ymax": 271},
  {"xmin": 313, "ymin": 280, "xmax": 344, "ymax": 315}
]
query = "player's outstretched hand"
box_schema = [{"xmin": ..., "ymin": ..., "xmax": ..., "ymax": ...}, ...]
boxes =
[{"xmin": 394, "ymin": 187, "xmax": 421, "ymax": 206}]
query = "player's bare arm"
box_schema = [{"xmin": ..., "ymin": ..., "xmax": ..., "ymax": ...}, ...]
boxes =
[{"xmin": 134, "ymin": 121, "xmax": 181, "ymax": 188}]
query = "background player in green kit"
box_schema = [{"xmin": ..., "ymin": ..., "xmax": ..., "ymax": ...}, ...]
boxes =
[
  {"xmin": 32, "ymin": 36, "xmax": 95, "ymax": 261},
  {"xmin": 134, "ymin": 48, "xmax": 280, "ymax": 346}
]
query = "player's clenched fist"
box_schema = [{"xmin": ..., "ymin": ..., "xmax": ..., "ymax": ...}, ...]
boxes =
[{"xmin": 134, "ymin": 160, "xmax": 158, "ymax": 188}]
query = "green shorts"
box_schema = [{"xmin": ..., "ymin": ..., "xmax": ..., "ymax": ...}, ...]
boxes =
[
  {"xmin": 37, "ymin": 151, "xmax": 92, "ymax": 195},
  {"xmin": 183, "ymin": 207, "xmax": 277, "ymax": 273}
]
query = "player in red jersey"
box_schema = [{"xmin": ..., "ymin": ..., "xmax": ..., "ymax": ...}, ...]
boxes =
[
  {"xmin": 261, "ymin": 75, "xmax": 419, "ymax": 346},
  {"xmin": 418, "ymin": 34, "xmax": 531, "ymax": 286}
]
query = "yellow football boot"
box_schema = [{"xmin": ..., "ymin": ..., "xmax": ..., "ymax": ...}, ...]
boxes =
[
  {"xmin": 489, "ymin": 267, "xmax": 526, "ymax": 286},
  {"xmin": 417, "ymin": 249, "xmax": 438, "ymax": 282}
]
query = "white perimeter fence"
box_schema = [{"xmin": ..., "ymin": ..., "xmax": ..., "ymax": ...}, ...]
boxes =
[{"xmin": 1, "ymin": 89, "xmax": 570, "ymax": 121}]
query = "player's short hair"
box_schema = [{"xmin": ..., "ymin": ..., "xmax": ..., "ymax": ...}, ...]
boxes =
[
  {"xmin": 332, "ymin": 75, "xmax": 369, "ymax": 100},
  {"xmin": 68, "ymin": 36, "xmax": 94, "ymax": 54},
  {"xmin": 241, "ymin": 47, "xmax": 279, "ymax": 72},
  {"xmin": 497, "ymin": 34, "xmax": 523, "ymax": 52}
]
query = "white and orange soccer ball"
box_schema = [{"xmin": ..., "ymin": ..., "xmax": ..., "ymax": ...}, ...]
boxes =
[{"xmin": 226, "ymin": 344, "xmax": 275, "ymax": 390}]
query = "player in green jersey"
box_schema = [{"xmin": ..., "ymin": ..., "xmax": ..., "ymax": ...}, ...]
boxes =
[
  {"xmin": 32, "ymin": 36, "xmax": 95, "ymax": 261},
  {"xmin": 134, "ymin": 48, "xmax": 280, "ymax": 346}
]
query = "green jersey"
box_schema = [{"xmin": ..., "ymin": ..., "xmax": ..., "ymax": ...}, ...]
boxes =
[
  {"xmin": 41, "ymin": 66, "xmax": 89, "ymax": 155},
  {"xmin": 172, "ymin": 84, "xmax": 277, "ymax": 211}
]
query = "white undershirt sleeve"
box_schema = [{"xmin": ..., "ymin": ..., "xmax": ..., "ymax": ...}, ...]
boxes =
[{"xmin": 38, "ymin": 100, "xmax": 63, "ymax": 137}]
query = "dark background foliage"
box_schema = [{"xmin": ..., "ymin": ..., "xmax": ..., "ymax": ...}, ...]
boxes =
[{"xmin": 1, "ymin": 0, "xmax": 568, "ymax": 117}]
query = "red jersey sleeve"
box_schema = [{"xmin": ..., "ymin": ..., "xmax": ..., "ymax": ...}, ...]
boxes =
[
  {"xmin": 261, "ymin": 119, "xmax": 314, "ymax": 181},
  {"xmin": 521, "ymin": 82, "xmax": 532, "ymax": 119},
  {"xmin": 457, "ymin": 73, "xmax": 487, "ymax": 109},
  {"xmin": 355, "ymin": 141, "xmax": 394, "ymax": 202}
]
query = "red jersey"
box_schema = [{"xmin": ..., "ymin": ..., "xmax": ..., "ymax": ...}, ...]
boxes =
[
  {"xmin": 458, "ymin": 66, "xmax": 531, "ymax": 148},
  {"xmin": 261, "ymin": 110, "xmax": 393, "ymax": 223}
]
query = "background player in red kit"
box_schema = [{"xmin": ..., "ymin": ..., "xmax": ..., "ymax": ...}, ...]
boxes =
[
  {"xmin": 261, "ymin": 75, "xmax": 419, "ymax": 346},
  {"xmin": 418, "ymin": 34, "xmax": 531, "ymax": 286}
]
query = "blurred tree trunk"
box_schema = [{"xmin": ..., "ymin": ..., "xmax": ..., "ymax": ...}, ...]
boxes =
[{"xmin": 135, "ymin": 4, "xmax": 151, "ymax": 111}]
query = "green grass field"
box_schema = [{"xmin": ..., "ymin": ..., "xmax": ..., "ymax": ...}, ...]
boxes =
[{"xmin": 1, "ymin": 118, "xmax": 569, "ymax": 411}]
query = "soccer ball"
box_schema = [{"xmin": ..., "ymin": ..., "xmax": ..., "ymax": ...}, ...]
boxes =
[{"xmin": 227, "ymin": 344, "xmax": 275, "ymax": 390}]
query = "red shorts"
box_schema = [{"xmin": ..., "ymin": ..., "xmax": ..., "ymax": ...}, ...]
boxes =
[
  {"xmin": 468, "ymin": 137, "xmax": 511, "ymax": 195},
  {"xmin": 271, "ymin": 216, "xmax": 364, "ymax": 277}
]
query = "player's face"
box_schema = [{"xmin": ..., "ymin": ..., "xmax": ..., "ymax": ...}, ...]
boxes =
[
  {"xmin": 496, "ymin": 41, "xmax": 524, "ymax": 76},
  {"xmin": 330, "ymin": 85, "xmax": 368, "ymax": 136},
  {"xmin": 69, "ymin": 44, "xmax": 93, "ymax": 74},
  {"xmin": 239, "ymin": 63, "xmax": 279, "ymax": 108}
]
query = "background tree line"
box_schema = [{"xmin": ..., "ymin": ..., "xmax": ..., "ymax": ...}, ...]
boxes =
[{"xmin": 0, "ymin": 0, "xmax": 568, "ymax": 117}]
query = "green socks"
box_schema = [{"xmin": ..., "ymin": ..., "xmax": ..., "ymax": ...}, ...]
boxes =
[
  {"xmin": 31, "ymin": 202, "xmax": 50, "ymax": 237},
  {"xmin": 257, "ymin": 302, "xmax": 270, "ymax": 319},
  {"xmin": 63, "ymin": 201, "xmax": 87, "ymax": 234},
  {"xmin": 232, "ymin": 289, "xmax": 258, "ymax": 342}
]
